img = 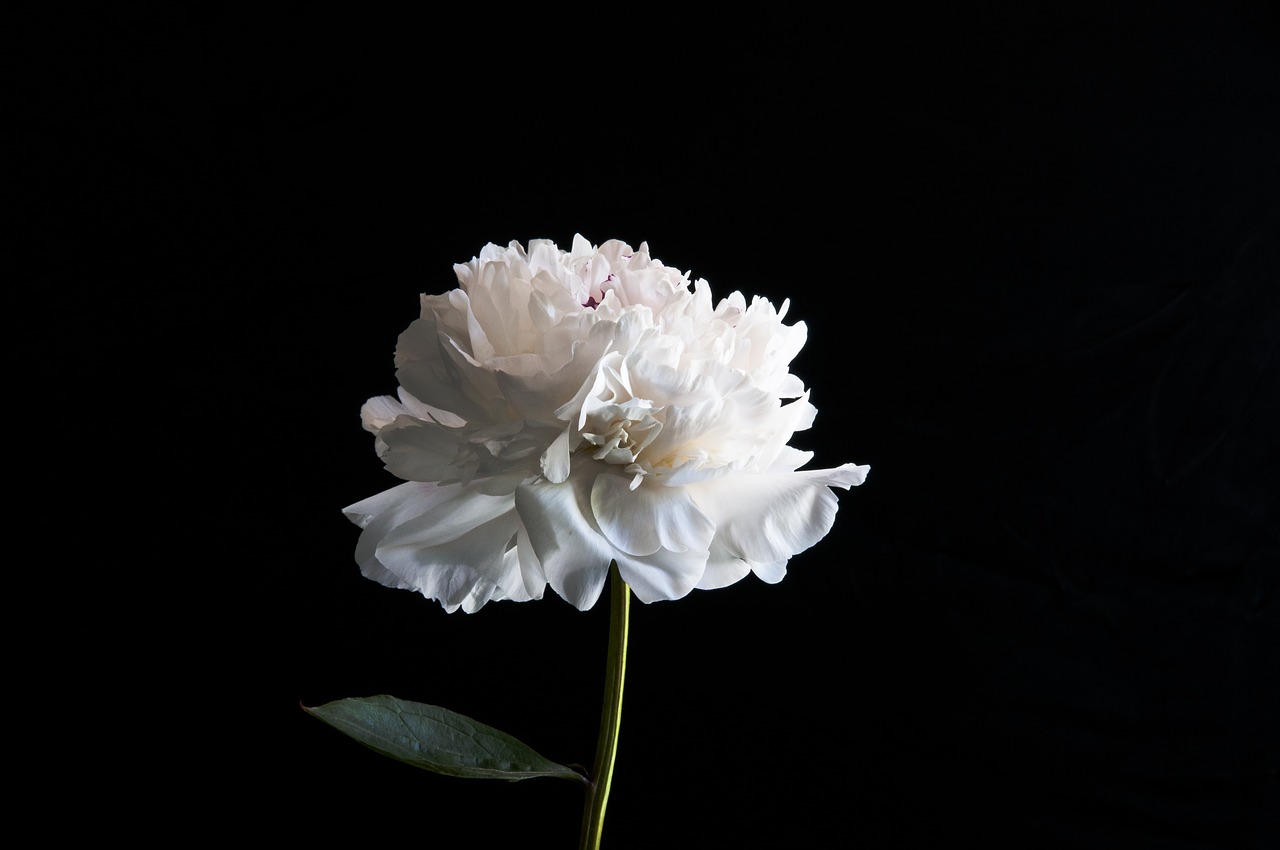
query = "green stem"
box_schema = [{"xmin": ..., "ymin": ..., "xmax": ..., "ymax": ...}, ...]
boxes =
[{"xmin": 579, "ymin": 561, "xmax": 630, "ymax": 850}]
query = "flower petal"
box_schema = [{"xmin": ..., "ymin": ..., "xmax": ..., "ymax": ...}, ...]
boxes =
[
  {"xmin": 393, "ymin": 314, "xmax": 495, "ymax": 424},
  {"xmin": 616, "ymin": 548, "xmax": 707, "ymax": 605},
  {"xmin": 344, "ymin": 481, "xmax": 541, "ymax": 613},
  {"xmin": 539, "ymin": 425, "xmax": 574, "ymax": 484},
  {"xmin": 695, "ymin": 546, "xmax": 752, "ymax": 590},
  {"xmin": 696, "ymin": 543, "xmax": 787, "ymax": 591},
  {"xmin": 591, "ymin": 473, "xmax": 715, "ymax": 557},
  {"xmin": 688, "ymin": 463, "xmax": 869, "ymax": 565},
  {"xmin": 514, "ymin": 475, "xmax": 616, "ymax": 610},
  {"xmin": 516, "ymin": 468, "xmax": 711, "ymax": 607}
]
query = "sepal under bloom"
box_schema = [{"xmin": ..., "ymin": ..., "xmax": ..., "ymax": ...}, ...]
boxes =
[{"xmin": 345, "ymin": 235, "xmax": 869, "ymax": 612}]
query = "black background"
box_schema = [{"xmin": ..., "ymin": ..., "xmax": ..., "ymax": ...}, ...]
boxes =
[{"xmin": 20, "ymin": 4, "xmax": 1278, "ymax": 848}]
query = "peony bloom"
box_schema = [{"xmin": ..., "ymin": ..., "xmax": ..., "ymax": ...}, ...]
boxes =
[{"xmin": 344, "ymin": 235, "xmax": 869, "ymax": 613}]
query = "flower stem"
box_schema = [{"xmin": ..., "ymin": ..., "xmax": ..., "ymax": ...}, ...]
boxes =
[{"xmin": 579, "ymin": 561, "xmax": 630, "ymax": 850}]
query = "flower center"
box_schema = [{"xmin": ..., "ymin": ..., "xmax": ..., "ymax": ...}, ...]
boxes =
[
  {"xmin": 582, "ymin": 407, "xmax": 661, "ymax": 466},
  {"xmin": 581, "ymin": 273, "xmax": 616, "ymax": 309}
]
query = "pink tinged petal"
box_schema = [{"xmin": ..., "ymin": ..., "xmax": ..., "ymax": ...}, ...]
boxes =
[
  {"xmin": 591, "ymin": 473, "xmax": 715, "ymax": 557},
  {"xmin": 689, "ymin": 463, "xmax": 870, "ymax": 565}
]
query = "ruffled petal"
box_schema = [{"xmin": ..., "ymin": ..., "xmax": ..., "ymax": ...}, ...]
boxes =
[
  {"xmin": 539, "ymin": 425, "xmax": 574, "ymax": 484},
  {"xmin": 696, "ymin": 544, "xmax": 787, "ymax": 590},
  {"xmin": 616, "ymin": 548, "xmax": 707, "ymax": 604},
  {"xmin": 393, "ymin": 314, "xmax": 494, "ymax": 424},
  {"xmin": 591, "ymin": 473, "xmax": 715, "ymax": 557},
  {"xmin": 378, "ymin": 418, "xmax": 469, "ymax": 482},
  {"xmin": 343, "ymin": 481, "xmax": 541, "ymax": 613},
  {"xmin": 360, "ymin": 394, "xmax": 409, "ymax": 433},
  {"xmin": 516, "ymin": 468, "xmax": 711, "ymax": 608},
  {"xmin": 694, "ymin": 545, "xmax": 753, "ymax": 590},
  {"xmin": 688, "ymin": 463, "xmax": 869, "ymax": 565},
  {"xmin": 514, "ymin": 474, "xmax": 617, "ymax": 610}
]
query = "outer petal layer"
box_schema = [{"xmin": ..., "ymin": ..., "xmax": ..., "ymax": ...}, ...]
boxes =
[
  {"xmin": 344, "ymin": 481, "xmax": 544, "ymax": 613},
  {"xmin": 516, "ymin": 466, "xmax": 710, "ymax": 609},
  {"xmin": 687, "ymin": 463, "xmax": 870, "ymax": 570}
]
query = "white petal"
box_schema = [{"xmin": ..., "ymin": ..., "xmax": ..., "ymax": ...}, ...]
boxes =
[
  {"xmin": 514, "ymin": 474, "xmax": 616, "ymax": 610},
  {"xmin": 394, "ymin": 315, "xmax": 495, "ymax": 424},
  {"xmin": 591, "ymin": 473, "xmax": 715, "ymax": 556},
  {"xmin": 695, "ymin": 546, "xmax": 752, "ymax": 590},
  {"xmin": 360, "ymin": 395, "xmax": 409, "ymax": 432},
  {"xmin": 615, "ymin": 546, "xmax": 707, "ymax": 605},
  {"xmin": 751, "ymin": 558, "xmax": 789, "ymax": 584},
  {"xmin": 540, "ymin": 425, "xmax": 573, "ymax": 484},
  {"xmin": 345, "ymin": 482, "xmax": 455, "ymax": 590},
  {"xmin": 379, "ymin": 419, "xmax": 467, "ymax": 482},
  {"xmin": 696, "ymin": 544, "xmax": 787, "ymax": 590},
  {"xmin": 688, "ymin": 464, "xmax": 868, "ymax": 565},
  {"xmin": 465, "ymin": 262, "xmax": 534, "ymax": 360},
  {"xmin": 516, "ymin": 468, "xmax": 711, "ymax": 608},
  {"xmin": 396, "ymin": 387, "xmax": 466, "ymax": 428},
  {"xmin": 512, "ymin": 522, "xmax": 547, "ymax": 601},
  {"xmin": 344, "ymin": 481, "xmax": 540, "ymax": 613}
]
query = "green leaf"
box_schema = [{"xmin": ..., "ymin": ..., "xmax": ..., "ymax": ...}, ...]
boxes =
[{"xmin": 303, "ymin": 694, "xmax": 589, "ymax": 785}]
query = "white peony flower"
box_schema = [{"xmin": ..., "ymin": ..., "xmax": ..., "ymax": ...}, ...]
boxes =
[{"xmin": 344, "ymin": 235, "xmax": 869, "ymax": 613}]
